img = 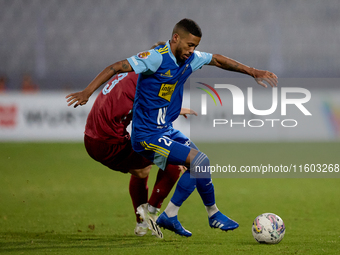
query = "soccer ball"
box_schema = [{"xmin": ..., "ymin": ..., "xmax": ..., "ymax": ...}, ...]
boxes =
[{"xmin": 252, "ymin": 213, "xmax": 285, "ymax": 244}]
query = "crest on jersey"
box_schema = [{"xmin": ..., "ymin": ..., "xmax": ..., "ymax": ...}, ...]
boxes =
[{"xmin": 137, "ymin": 51, "xmax": 151, "ymax": 59}]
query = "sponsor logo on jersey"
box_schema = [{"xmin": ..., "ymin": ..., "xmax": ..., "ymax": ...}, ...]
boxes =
[
  {"xmin": 160, "ymin": 70, "xmax": 173, "ymax": 77},
  {"xmin": 137, "ymin": 51, "xmax": 151, "ymax": 59},
  {"xmin": 158, "ymin": 81, "xmax": 178, "ymax": 102}
]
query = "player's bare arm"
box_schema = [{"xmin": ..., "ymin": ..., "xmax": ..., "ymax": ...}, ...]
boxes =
[
  {"xmin": 208, "ymin": 54, "xmax": 278, "ymax": 88},
  {"xmin": 66, "ymin": 59, "xmax": 132, "ymax": 108}
]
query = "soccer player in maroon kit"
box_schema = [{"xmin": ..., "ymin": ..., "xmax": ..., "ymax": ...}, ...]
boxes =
[{"xmin": 68, "ymin": 43, "xmax": 196, "ymax": 237}]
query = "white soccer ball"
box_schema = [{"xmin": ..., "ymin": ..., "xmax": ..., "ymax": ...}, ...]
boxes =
[{"xmin": 252, "ymin": 213, "xmax": 285, "ymax": 244}]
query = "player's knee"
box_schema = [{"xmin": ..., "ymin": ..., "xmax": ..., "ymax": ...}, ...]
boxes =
[
  {"xmin": 130, "ymin": 165, "xmax": 152, "ymax": 179},
  {"xmin": 191, "ymin": 151, "xmax": 211, "ymax": 179},
  {"xmin": 192, "ymin": 151, "xmax": 210, "ymax": 168}
]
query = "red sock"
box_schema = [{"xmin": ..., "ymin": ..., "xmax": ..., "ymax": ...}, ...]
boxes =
[
  {"xmin": 148, "ymin": 165, "xmax": 181, "ymax": 209},
  {"xmin": 129, "ymin": 175, "xmax": 148, "ymax": 223}
]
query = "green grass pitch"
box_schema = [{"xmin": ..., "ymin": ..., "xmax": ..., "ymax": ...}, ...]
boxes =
[{"xmin": 0, "ymin": 142, "xmax": 339, "ymax": 254}]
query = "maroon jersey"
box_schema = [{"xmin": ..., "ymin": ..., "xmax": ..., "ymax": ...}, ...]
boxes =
[{"xmin": 85, "ymin": 72, "xmax": 138, "ymax": 144}]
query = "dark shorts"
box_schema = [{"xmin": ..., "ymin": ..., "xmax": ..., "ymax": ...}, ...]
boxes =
[{"xmin": 84, "ymin": 135, "xmax": 152, "ymax": 173}]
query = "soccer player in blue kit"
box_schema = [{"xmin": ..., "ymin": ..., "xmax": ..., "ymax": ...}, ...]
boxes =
[{"xmin": 67, "ymin": 18, "xmax": 278, "ymax": 237}]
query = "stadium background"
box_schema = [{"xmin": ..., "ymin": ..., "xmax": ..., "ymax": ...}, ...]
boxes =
[
  {"xmin": 1, "ymin": 1, "xmax": 340, "ymax": 254},
  {"xmin": 1, "ymin": 0, "xmax": 339, "ymax": 90},
  {"xmin": 1, "ymin": 0, "xmax": 340, "ymax": 142}
]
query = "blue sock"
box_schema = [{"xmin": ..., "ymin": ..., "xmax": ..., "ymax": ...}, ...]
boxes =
[
  {"xmin": 191, "ymin": 151, "xmax": 216, "ymax": 207},
  {"xmin": 170, "ymin": 170, "xmax": 196, "ymax": 206},
  {"xmin": 189, "ymin": 140, "xmax": 199, "ymax": 150},
  {"xmin": 196, "ymin": 179, "xmax": 215, "ymax": 206}
]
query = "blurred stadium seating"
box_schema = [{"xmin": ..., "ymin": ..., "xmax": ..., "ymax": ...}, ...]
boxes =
[{"xmin": 0, "ymin": 0, "xmax": 339, "ymax": 90}]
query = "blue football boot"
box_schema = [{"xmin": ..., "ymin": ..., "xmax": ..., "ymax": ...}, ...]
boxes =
[
  {"xmin": 156, "ymin": 212, "xmax": 192, "ymax": 237},
  {"xmin": 209, "ymin": 211, "xmax": 239, "ymax": 231}
]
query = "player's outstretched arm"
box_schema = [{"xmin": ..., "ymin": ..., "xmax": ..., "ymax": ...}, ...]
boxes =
[
  {"xmin": 208, "ymin": 54, "xmax": 278, "ymax": 88},
  {"xmin": 66, "ymin": 59, "xmax": 133, "ymax": 108}
]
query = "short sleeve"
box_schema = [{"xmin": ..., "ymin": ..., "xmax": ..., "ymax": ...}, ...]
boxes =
[
  {"xmin": 127, "ymin": 49, "xmax": 162, "ymax": 74},
  {"xmin": 190, "ymin": 51, "xmax": 213, "ymax": 72}
]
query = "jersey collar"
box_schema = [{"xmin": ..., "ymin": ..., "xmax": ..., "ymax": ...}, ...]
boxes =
[{"xmin": 167, "ymin": 40, "xmax": 180, "ymax": 67}]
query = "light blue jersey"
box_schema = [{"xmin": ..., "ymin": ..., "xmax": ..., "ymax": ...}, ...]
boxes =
[
  {"xmin": 127, "ymin": 41, "xmax": 211, "ymax": 169},
  {"xmin": 127, "ymin": 41, "xmax": 212, "ymax": 142}
]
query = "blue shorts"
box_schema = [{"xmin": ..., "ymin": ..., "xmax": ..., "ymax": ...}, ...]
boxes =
[{"xmin": 132, "ymin": 128, "xmax": 191, "ymax": 170}]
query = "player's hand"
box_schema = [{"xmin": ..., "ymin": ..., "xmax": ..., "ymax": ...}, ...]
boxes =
[
  {"xmin": 65, "ymin": 91, "xmax": 90, "ymax": 108},
  {"xmin": 252, "ymin": 69, "xmax": 278, "ymax": 88},
  {"xmin": 178, "ymin": 165, "xmax": 187, "ymax": 174},
  {"xmin": 180, "ymin": 108, "xmax": 198, "ymax": 119}
]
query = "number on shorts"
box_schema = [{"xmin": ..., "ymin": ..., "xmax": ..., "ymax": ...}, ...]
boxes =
[{"xmin": 158, "ymin": 136, "xmax": 172, "ymax": 147}]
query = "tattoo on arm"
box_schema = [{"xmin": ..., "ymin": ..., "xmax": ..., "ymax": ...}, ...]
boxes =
[
  {"xmin": 210, "ymin": 56, "xmax": 218, "ymax": 66},
  {"xmin": 122, "ymin": 63, "xmax": 129, "ymax": 70},
  {"xmin": 107, "ymin": 60, "xmax": 131, "ymax": 76},
  {"xmin": 121, "ymin": 60, "xmax": 131, "ymax": 71},
  {"xmin": 225, "ymin": 61, "xmax": 239, "ymax": 71},
  {"xmin": 109, "ymin": 66, "xmax": 116, "ymax": 73}
]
